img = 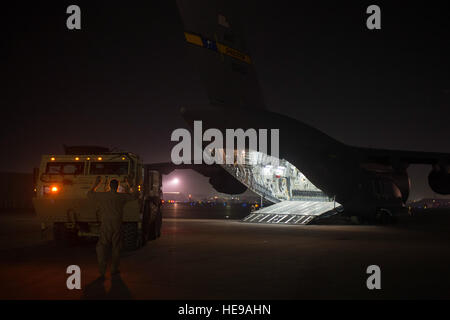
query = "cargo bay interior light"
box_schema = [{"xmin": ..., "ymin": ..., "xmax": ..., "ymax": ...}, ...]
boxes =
[
  {"xmin": 220, "ymin": 149, "xmax": 341, "ymax": 224},
  {"xmin": 221, "ymin": 149, "xmax": 329, "ymax": 203}
]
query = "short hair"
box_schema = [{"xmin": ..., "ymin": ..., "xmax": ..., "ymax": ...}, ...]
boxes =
[{"xmin": 110, "ymin": 179, "xmax": 119, "ymax": 191}]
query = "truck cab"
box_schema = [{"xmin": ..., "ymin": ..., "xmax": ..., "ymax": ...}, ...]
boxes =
[{"xmin": 33, "ymin": 146, "xmax": 162, "ymax": 250}]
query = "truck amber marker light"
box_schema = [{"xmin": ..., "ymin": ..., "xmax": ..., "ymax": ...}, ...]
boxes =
[{"xmin": 44, "ymin": 185, "xmax": 60, "ymax": 195}]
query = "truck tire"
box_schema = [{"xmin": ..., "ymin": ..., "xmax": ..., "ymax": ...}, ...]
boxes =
[
  {"xmin": 53, "ymin": 223, "xmax": 64, "ymax": 242},
  {"xmin": 156, "ymin": 210, "xmax": 162, "ymax": 238},
  {"xmin": 148, "ymin": 220, "xmax": 156, "ymax": 240},
  {"xmin": 122, "ymin": 222, "xmax": 141, "ymax": 251},
  {"xmin": 148, "ymin": 208, "xmax": 162, "ymax": 240},
  {"xmin": 147, "ymin": 204, "xmax": 159, "ymax": 241},
  {"xmin": 141, "ymin": 200, "xmax": 150, "ymax": 246}
]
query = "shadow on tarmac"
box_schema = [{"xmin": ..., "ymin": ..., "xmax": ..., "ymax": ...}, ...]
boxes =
[
  {"xmin": 108, "ymin": 275, "xmax": 133, "ymax": 299},
  {"xmin": 82, "ymin": 276, "xmax": 107, "ymax": 300},
  {"xmin": 83, "ymin": 275, "xmax": 133, "ymax": 300}
]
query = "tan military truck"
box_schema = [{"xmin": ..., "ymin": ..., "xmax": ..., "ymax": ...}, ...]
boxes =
[{"xmin": 32, "ymin": 146, "xmax": 162, "ymax": 250}]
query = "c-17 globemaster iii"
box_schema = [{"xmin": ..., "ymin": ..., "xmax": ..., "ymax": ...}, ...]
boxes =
[{"xmin": 149, "ymin": 0, "xmax": 450, "ymax": 225}]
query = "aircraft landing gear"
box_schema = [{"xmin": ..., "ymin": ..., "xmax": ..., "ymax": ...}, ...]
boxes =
[{"xmin": 375, "ymin": 209, "xmax": 397, "ymax": 225}]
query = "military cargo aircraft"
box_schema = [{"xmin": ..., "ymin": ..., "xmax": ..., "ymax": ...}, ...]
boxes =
[{"xmin": 150, "ymin": 0, "xmax": 449, "ymax": 224}]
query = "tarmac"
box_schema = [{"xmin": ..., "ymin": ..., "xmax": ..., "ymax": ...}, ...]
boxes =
[{"xmin": 0, "ymin": 205, "xmax": 450, "ymax": 299}]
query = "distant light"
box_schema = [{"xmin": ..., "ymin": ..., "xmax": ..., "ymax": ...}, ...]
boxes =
[
  {"xmin": 86, "ymin": 157, "xmax": 90, "ymax": 161},
  {"xmin": 122, "ymin": 157, "xmax": 126, "ymax": 160},
  {"xmin": 75, "ymin": 157, "xmax": 80, "ymax": 161},
  {"xmin": 51, "ymin": 186, "xmax": 59, "ymax": 193},
  {"xmin": 50, "ymin": 157, "xmax": 55, "ymax": 161},
  {"xmin": 172, "ymin": 178, "xmax": 179, "ymax": 185},
  {"xmin": 98, "ymin": 157, "xmax": 102, "ymax": 161}
]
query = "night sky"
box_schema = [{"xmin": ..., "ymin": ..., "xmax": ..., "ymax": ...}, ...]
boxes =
[{"xmin": 1, "ymin": 1, "xmax": 449, "ymax": 198}]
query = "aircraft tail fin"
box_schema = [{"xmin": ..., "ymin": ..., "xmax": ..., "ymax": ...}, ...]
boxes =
[{"xmin": 176, "ymin": 0, "xmax": 266, "ymax": 110}]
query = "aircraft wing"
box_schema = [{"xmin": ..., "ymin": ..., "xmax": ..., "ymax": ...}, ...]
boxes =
[
  {"xmin": 145, "ymin": 162, "xmax": 248, "ymax": 195},
  {"xmin": 356, "ymin": 147, "xmax": 450, "ymax": 167},
  {"xmin": 176, "ymin": 0, "xmax": 266, "ymax": 110},
  {"xmin": 145, "ymin": 162, "xmax": 222, "ymax": 176}
]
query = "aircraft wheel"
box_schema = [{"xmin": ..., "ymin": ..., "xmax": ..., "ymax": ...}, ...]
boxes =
[
  {"xmin": 376, "ymin": 209, "xmax": 393, "ymax": 225},
  {"xmin": 122, "ymin": 222, "xmax": 140, "ymax": 251}
]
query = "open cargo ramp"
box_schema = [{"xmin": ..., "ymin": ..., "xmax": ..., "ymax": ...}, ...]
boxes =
[{"xmin": 242, "ymin": 200, "xmax": 342, "ymax": 225}]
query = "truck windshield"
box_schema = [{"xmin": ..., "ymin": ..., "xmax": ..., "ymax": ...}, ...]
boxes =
[
  {"xmin": 89, "ymin": 162, "xmax": 129, "ymax": 175},
  {"xmin": 46, "ymin": 162, "xmax": 84, "ymax": 175}
]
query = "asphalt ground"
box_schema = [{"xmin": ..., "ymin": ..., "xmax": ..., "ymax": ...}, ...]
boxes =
[{"xmin": 0, "ymin": 205, "xmax": 449, "ymax": 299}]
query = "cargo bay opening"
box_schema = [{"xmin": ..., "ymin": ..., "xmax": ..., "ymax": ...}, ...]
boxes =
[{"xmin": 219, "ymin": 149, "xmax": 341, "ymax": 224}]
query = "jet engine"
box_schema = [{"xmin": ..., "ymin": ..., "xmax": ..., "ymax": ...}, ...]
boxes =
[
  {"xmin": 391, "ymin": 169, "xmax": 411, "ymax": 203},
  {"xmin": 428, "ymin": 165, "xmax": 450, "ymax": 195},
  {"xmin": 209, "ymin": 170, "xmax": 247, "ymax": 194}
]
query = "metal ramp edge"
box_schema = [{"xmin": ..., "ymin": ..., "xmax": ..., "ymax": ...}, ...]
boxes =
[{"xmin": 241, "ymin": 200, "xmax": 342, "ymax": 225}]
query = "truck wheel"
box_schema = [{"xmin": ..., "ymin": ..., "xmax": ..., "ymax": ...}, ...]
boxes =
[
  {"xmin": 148, "ymin": 220, "xmax": 157, "ymax": 241},
  {"xmin": 53, "ymin": 223, "xmax": 64, "ymax": 242},
  {"xmin": 53, "ymin": 223, "xmax": 78, "ymax": 245},
  {"xmin": 122, "ymin": 222, "xmax": 140, "ymax": 251},
  {"xmin": 156, "ymin": 211, "xmax": 162, "ymax": 238},
  {"xmin": 141, "ymin": 201, "xmax": 150, "ymax": 246},
  {"xmin": 148, "ymin": 210, "xmax": 162, "ymax": 240}
]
